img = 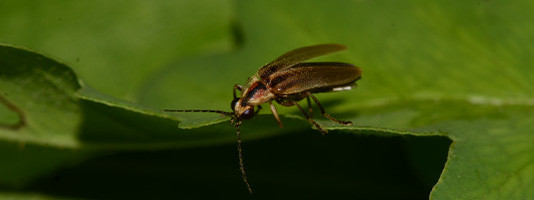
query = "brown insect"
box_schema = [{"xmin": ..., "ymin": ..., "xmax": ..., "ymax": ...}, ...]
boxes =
[{"xmin": 165, "ymin": 44, "xmax": 362, "ymax": 193}]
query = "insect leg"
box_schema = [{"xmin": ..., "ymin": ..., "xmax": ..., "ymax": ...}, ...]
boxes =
[
  {"xmin": 308, "ymin": 93, "xmax": 353, "ymax": 126},
  {"xmin": 276, "ymin": 100, "xmax": 295, "ymax": 107},
  {"xmin": 306, "ymin": 96, "xmax": 313, "ymax": 115},
  {"xmin": 293, "ymin": 101, "xmax": 327, "ymax": 134},
  {"xmin": 255, "ymin": 105, "xmax": 262, "ymax": 115},
  {"xmin": 269, "ymin": 101, "xmax": 283, "ymax": 128},
  {"xmin": 233, "ymin": 84, "xmax": 243, "ymax": 99}
]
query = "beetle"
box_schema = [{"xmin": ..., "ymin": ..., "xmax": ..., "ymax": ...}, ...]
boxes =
[{"xmin": 165, "ymin": 44, "xmax": 362, "ymax": 193}]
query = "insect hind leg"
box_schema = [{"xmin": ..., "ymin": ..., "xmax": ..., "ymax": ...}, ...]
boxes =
[
  {"xmin": 292, "ymin": 101, "xmax": 328, "ymax": 134},
  {"xmin": 308, "ymin": 93, "xmax": 353, "ymax": 126}
]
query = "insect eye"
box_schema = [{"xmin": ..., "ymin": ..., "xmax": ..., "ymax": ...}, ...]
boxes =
[
  {"xmin": 241, "ymin": 108, "xmax": 255, "ymax": 120},
  {"xmin": 231, "ymin": 98, "xmax": 239, "ymax": 111}
]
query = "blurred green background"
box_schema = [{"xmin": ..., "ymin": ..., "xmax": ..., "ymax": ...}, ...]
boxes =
[{"xmin": 1, "ymin": 0, "xmax": 533, "ymax": 199}]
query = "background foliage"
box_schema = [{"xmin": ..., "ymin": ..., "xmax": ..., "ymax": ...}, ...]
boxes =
[{"xmin": 0, "ymin": 0, "xmax": 533, "ymax": 199}]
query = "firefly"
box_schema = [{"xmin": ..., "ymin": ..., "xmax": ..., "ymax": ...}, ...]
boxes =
[{"xmin": 165, "ymin": 44, "xmax": 362, "ymax": 193}]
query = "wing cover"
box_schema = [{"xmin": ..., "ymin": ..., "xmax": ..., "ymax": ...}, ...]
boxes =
[
  {"xmin": 268, "ymin": 62, "xmax": 362, "ymax": 95},
  {"xmin": 257, "ymin": 44, "xmax": 347, "ymax": 79}
]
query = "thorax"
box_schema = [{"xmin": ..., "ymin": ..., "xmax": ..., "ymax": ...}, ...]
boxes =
[{"xmin": 240, "ymin": 76, "xmax": 275, "ymax": 105}]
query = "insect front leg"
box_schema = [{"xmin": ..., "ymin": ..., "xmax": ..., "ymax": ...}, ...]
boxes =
[
  {"xmin": 255, "ymin": 105, "xmax": 262, "ymax": 115},
  {"xmin": 292, "ymin": 101, "xmax": 328, "ymax": 134},
  {"xmin": 233, "ymin": 84, "xmax": 243, "ymax": 99},
  {"xmin": 308, "ymin": 93, "xmax": 353, "ymax": 126},
  {"xmin": 268, "ymin": 101, "xmax": 283, "ymax": 128}
]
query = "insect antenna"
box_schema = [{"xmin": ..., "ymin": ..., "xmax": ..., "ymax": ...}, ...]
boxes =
[
  {"xmin": 165, "ymin": 109, "xmax": 252, "ymax": 192},
  {"xmin": 164, "ymin": 109, "xmax": 233, "ymax": 116},
  {"xmin": 236, "ymin": 122, "xmax": 253, "ymax": 194}
]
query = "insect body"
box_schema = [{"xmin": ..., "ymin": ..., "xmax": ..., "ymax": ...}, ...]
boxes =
[{"xmin": 165, "ymin": 44, "xmax": 362, "ymax": 193}]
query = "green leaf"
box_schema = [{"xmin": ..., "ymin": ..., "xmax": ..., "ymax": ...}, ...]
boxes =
[
  {"xmin": 1, "ymin": 0, "xmax": 533, "ymax": 199},
  {"xmin": 139, "ymin": 0, "xmax": 534, "ymax": 199},
  {"xmin": 0, "ymin": 0, "xmax": 234, "ymax": 101},
  {"xmin": 0, "ymin": 44, "xmax": 82, "ymax": 147},
  {"xmin": 0, "ymin": 44, "xmax": 89, "ymax": 187},
  {"xmin": 0, "ymin": 191, "xmax": 76, "ymax": 200}
]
